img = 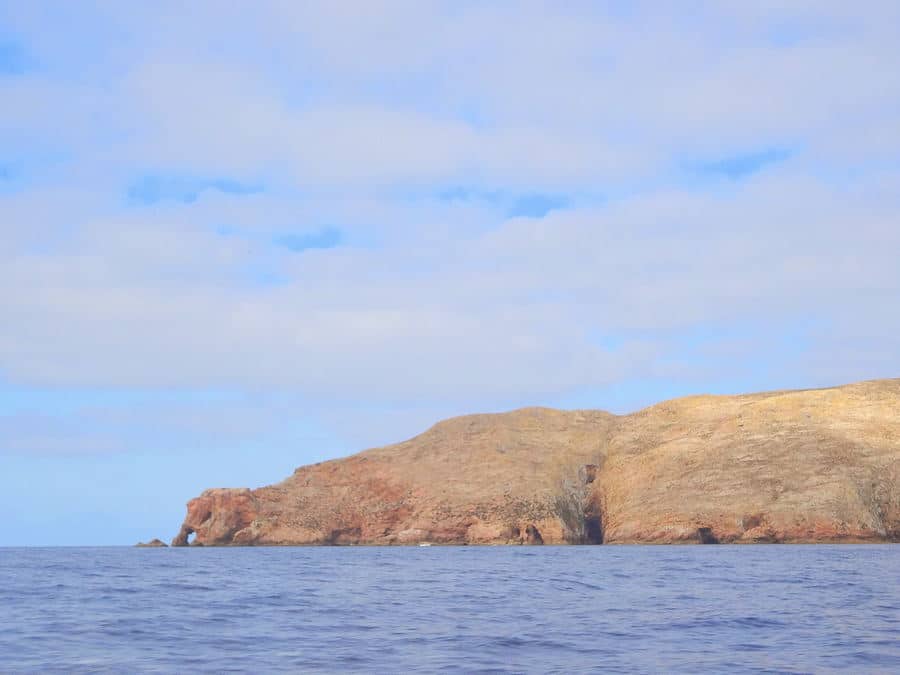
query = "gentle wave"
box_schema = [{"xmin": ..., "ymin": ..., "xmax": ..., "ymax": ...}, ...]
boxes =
[{"xmin": 0, "ymin": 545, "xmax": 898, "ymax": 673}]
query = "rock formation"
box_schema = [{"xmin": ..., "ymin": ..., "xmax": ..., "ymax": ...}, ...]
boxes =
[
  {"xmin": 172, "ymin": 379, "xmax": 900, "ymax": 546},
  {"xmin": 135, "ymin": 538, "xmax": 168, "ymax": 547}
]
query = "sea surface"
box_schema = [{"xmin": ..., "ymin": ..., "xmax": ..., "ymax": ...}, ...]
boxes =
[{"xmin": 0, "ymin": 545, "xmax": 898, "ymax": 673}]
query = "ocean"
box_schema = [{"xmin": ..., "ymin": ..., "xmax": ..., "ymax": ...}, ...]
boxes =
[{"xmin": 1, "ymin": 545, "xmax": 898, "ymax": 673}]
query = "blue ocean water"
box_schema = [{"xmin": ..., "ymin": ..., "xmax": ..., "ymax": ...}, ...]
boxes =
[{"xmin": 0, "ymin": 545, "xmax": 898, "ymax": 673}]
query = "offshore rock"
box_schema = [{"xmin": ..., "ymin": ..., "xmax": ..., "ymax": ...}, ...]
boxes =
[{"xmin": 173, "ymin": 379, "xmax": 900, "ymax": 546}]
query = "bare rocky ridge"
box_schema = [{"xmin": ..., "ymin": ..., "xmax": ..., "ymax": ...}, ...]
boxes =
[{"xmin": 172, "ymin": 379, "xmax": 900, "ymax": 546}]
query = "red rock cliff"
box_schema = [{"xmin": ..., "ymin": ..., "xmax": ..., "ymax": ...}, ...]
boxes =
[{"xmin": 173, "ymin": 379, "xmax": 900, "ymax": 546}]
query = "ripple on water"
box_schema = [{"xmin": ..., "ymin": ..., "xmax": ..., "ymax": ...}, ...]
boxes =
[{"xmin": 0, "ymin": 545, "xmax": 898, "ymax": 672}]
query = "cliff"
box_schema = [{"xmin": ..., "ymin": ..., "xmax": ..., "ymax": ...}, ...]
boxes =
[{"xmin": 172, "ymin": 379, "xmax": 900, "ymax": 546}]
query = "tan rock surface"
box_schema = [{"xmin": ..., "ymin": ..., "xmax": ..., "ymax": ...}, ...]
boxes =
[{"xmin": 172, "ymin": 379, "xmax": 900, "ymax": 546}]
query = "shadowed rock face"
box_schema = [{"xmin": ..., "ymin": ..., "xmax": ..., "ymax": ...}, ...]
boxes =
[{"xmin": 172, "ymin": 379, "xmax": 900, "ymax": 546}]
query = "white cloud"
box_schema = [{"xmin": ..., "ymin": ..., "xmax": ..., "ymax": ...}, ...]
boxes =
[
  {"xmin": 2, "ymin": 165, "xmax": 898, "ymax": 403},
  {"xmin": 1, "ymin": 1, "xmax": 899, "ymax": 458}
]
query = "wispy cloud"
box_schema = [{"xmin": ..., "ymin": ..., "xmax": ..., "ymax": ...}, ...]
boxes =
[
  {"xmin": 507, "ymin": 193, "xmax": 570, "ymax": 218},
  {"xmin": 126, "ymin": 175, "xmax": 262, "ymax": 205},
  {"xmin": 694, "ymin": 149, "xmax": 792, "ymax": 180},
  {"xmin": 437, "ymin": 187, "xmax": 570, "ymax": 218},
  {"xmin": 274, "ymin": 227, "xmax": 342, "ymax": 252},
  {"xmin": 3, "ymin": 4, "xmax": 898, "ymax": 409},
  {"xmin": 438, "ymin": 186, "xmax": 503, "ymax": 204}
]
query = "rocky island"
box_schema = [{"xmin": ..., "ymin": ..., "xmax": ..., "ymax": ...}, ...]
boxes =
[{"xmin": 172, "ymin": 379, "xmax": 899, "ymax": 546}]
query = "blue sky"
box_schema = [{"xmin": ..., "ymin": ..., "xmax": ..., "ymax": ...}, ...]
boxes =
[{"xmin": 2, "ymin": 2, "xmax": 900, "ymax": 545}]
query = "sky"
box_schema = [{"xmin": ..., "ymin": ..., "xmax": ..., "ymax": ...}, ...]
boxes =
[{"xmin": 2, "ymin": 2, "xmax": 899, "ymax": 545}]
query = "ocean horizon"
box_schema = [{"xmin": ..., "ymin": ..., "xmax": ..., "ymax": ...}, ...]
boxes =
[{"xmin": 5, "ymin": 2, "xmax": 900, "ymax": 673}]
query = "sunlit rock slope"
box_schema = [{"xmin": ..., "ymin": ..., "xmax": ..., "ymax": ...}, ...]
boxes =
[{"xmin": 173, "ymin": 379, "xmax": 900, "ymax": 546}]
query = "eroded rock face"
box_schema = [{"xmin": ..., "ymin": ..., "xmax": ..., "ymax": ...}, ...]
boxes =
[
  {"xmin": 171, "ymin": 488, "xmax": 259, "ymax": 546},
  {"xmin": 173, "ymin": 379, "xmax": 900, "ymax": 546}
]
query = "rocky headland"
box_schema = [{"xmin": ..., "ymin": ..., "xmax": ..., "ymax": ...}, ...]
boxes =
[{"xmin": 172, "ymin": 379, "xmax": 900, "ymax": 546}]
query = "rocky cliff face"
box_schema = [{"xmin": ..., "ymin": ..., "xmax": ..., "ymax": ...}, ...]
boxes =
[{"xmin": 172, "ymin": 379, "xmax": 900, "ymax": 546}]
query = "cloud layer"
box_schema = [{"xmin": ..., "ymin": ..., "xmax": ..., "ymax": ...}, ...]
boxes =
[{"xmin": 2, "ymin": 1, "xmax": 899, "ymax": 461}]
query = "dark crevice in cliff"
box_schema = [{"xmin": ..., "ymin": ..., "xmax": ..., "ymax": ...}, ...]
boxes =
[
  {"xmin": 324, "ymin": 527, "xmax": 362, "ymax": 545},
  {"xmin": 582, "ymin": 462, "xmax": 604, "ymax": 544},
  {"xmin": 525, "ymin": 524, "xmax": 544, "ymax": 545},
  {"xmin": 697, "ymin": 527, "xmax": 719, "ymax": 544},
  {"xmin": 554, "ymin": 462, "xmax": 604, "ymax": 544},
  {"xmin": 584, "ymin": 512, "xmax": 603, "ymax": 544}
]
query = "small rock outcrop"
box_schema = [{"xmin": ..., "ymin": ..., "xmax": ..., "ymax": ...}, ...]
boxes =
[
  {"xmin": 172, "ymin": 379, "xmax": 900, "ymax": 546},
  {"xmin": 135, "ymin": 538, "xmax": 168, "ymax": 548}
]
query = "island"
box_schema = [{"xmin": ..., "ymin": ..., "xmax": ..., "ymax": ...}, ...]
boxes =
[{"xmin": 172, "ymin": 378, "xmax": 899, "ymax": 546}]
